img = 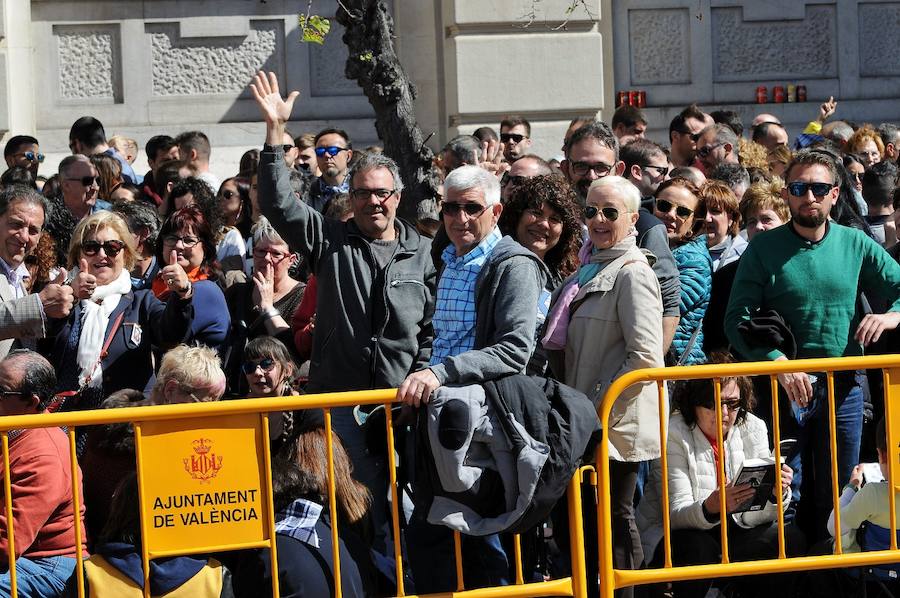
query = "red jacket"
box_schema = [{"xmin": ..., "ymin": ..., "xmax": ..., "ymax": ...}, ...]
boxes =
[{"xmin": 0, "ymin": 426, "xmax": 88, "ymax": 559}]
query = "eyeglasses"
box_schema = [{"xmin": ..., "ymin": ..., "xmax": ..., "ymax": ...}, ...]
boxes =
[
  {"xmin": 500, "ymin": 173, "xmax": 527, "ymax": 188},
  {"xmin": 656, "ymin": 198, "xmax": 694, "ymax": 219},
  {"xmin": 570, "ymin": 161, "xmax": 613, "ymax": 177},
  {"xmin": 315, "ymin": 146, "xmax": 350, "ymax": 158},
  {"xmin": 67, "ymin": 176, "xmax": 99, "ymax": 187},
  {"xmin": 500, "ymin": 133, "xmax": 528, "ymax": 144},
  {"xmin": 583, "ymin": 205, "xmax": 620, "ymax": 221},
  {"xmin": 696, "ymin": 143, "xmax": 724, "ymax": 159},
  {"xmin": 162, "ymin": 234, "xmax": 201, "ymax": 248},
  {"xmin": 241, "ymin": 357, "xmax": 276, "ymax": 375},
  {"xmin": 787, "ymin": 182, "xmax": 835, "ymax": 197},
  {"xmin": 703, "ymin": 398, "xmax": 743, "ymax": 412},
  {"xmin": 0, "ymin": 390, "xmax": 24, "ymax": 399},
  {"xmin": 349, "ymin": 188, "xmax": 396, "ymax": 201},
  {"xmin": 15, "ymin": 151, "xmax": 45, "ymax": 163},
  {"xmin": 82, "ymin": 240, "xmax": 125, "ymax": 257},
  {"xmin": 641, "ymin": 164, "xmax": 669, "ymax": 177},
  {"xmin": 253, "ymin": 248, "xmax": 292, "ymax": 262},
  {"xmin": 441, "ymin": 202, "xmax": 489, "ymax": 217}
]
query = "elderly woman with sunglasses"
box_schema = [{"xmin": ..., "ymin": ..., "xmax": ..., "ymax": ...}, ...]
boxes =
[
  {"xmin": 544, "ymin": 175, "xmax": 664, "ymax": 596},
  {"xmin": 653, "ymin": 177, "xmax": 712, "ymax": 365},
  {"xmin": 46, "ymin": 212, "xmax": 194, "ymax": 416}
]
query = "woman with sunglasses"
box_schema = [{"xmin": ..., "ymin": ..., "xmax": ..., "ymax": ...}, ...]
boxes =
[
  {"xmin": 637, "ymin": 353, "xmax": 803, "ymax": 598},
  {"xmin": 653, "ymin": 177, "xmax": 712, "ymax": 365},
  {"xmin": 544, "ymin": 176, "xmax": 663, "ymax": 597},
  {"xmin": 152, "ymin": 206, "xmax": 231, "ymax": 355},
  {"xmin": 46, "ymin": 212, "xmax": 194, "ymax": 417}
]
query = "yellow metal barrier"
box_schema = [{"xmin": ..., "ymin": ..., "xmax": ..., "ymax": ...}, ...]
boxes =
[
  {"xmin": 0, "ymin": 389, "xmax": 590, "ymax": 598},
  {"xmin": 596, "ymin": 355, "xmax": 900, "ymax": 598}
]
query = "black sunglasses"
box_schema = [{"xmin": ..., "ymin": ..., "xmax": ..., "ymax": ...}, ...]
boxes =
[
  {"xmin": 242, "ymin": 357, "xmax": 276, "ymax": 375},
  {"xmin": 500, "ymin": 133, "xmax": 528, "ymax": 144},
  {"xmin": 787, "ymin": 182, "xmax": 834, "ymax": 197},
  {"xmin": 315, "ymin": 146, "xmax": 349, "ymax": 158},
  {"xmin": 656, "ymin": 198, "xmax": 694, "ymax": 219},
  {"xmin": 584, "ymin": 205, "xmax": 620, "ymax": 221},
  {"xmin": 67, "ymin": 176, "xmax": 99, "ymax": 187},
  {"xmin": 501, "ymin": 173, "xmax": 528, "ymax": 187},
  {"xmin": 282, "ymin": 144, "xmax": 295, "ymax": 153},
  {"xmin": 82, "ymin": 240, "xmax": 125, "ymax": 257},
  {"xmin": 641, "ymin": 164, "xmax": 669, "ymax": 177},
  {"xmin": 696, "ymin": 143, "xmax": 723, "ymax": 159},
  {"xmin": 441, "ymin": 202, "xmax": 489, "ymax": 217}
]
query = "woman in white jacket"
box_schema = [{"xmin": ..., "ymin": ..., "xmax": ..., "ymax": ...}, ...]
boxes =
[{"xmin": 636, "ymin": 354, "xmax": 806, "ymax": 597}]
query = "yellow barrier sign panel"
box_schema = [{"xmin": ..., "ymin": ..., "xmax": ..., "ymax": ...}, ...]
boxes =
[{"xmin": 137, "ymin": 413, "xmax": 270, "ymax": 554}]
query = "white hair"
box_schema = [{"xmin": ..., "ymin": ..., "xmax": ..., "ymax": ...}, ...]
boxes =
[
  {"xmin": 443, "ymin": 165, "xmax": 501, "ymax": 207},
  {"xmin": 588, "ymin": 176, "xmax": 641, "ymax": 213}
]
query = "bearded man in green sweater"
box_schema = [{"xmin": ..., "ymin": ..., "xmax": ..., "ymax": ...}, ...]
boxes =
[{"xmin": 725, "ymin": 149, "xmax": 900, "ymax": 540}]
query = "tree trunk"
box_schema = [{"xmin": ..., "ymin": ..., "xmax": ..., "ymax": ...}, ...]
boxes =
[{"xmin": 335, "ymin": 0, "xmax": 440, "ymax": 221}]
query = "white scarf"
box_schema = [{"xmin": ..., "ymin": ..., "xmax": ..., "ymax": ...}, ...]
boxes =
[{"xmin": 76, "ymin": 269, "xmax": 132, "ymax": 388}]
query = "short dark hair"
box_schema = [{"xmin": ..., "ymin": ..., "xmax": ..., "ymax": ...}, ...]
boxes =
[
  {"xmin": 611, "ymin": 105, "xmax": 647, "ymax": 130},
  {"xmin": 710, "ymin": 110, "xmax": 744, "ymax": 138},
  {"xmin": 500, "ymin": 115, "xmax": 531, "ymax": 137},
  {"xmin": 564, "ymin": 121, "xmax": 619, "ymax": 161},
  {"xmin": 3, "ymin": 135, "xmax": 39, "ymax": 158},
  {"xmin": 709, "ymin": 163, "xmax": 750, "ymax": 191},
  {"xmin": 112, "ymin": 199, "xmax": 161, "ymax": 249},
  {"xmin": 673, "ymin": 351, "xmax": 755, "ymax": 429},
  {"xmin": 876, "ymin": 123, "xmax": 900, "ymax": 149},
  {"xmin": 862, "ymin": 161, "xmax": 899, "ymax": 209},
  {"xmin": 166, "ymin": 176, "xmax": 221, "ymax": 234},
  {"xmin": 156, "ymin": 206, "xmax": 219, "ymax": 278},
  {"xmin": 472, "ymin": 126, "xmax": 498, "ymax": 143},
  {"xmin": 314, "ymin": 127, "xmax": 352, "ymax": 149},
  {"xmin": 0, "ymin": 167, "xmax": 36, "ymax": 189},
  {"xmin": 669, "ymin": 104, "xmax": 706, "ymax": 143},
  {"xmin": 69, "ymin": 116, "xmax": 107, "ymax": 148},
  {"xmin": 0, "ymin": 184, "xmax": 47, "ymax": 222},
  {"xmin": 174, "ymin": 130, "xmax": 211, "ymax": 161},
  {"xmin": 155, "ymin": 159, "xmax": 184, "ymax": 197},
  {"xmin": 145, "ymin": 135, "xmax": 177, "ymax": 163},
  {"xmin": 6, "ymin": 349, "xmax": 57, "ymax": 412},
  {"xmin": 620, "ymin": 139, "xmax": 666, "ymax": 171},
  {"xmin": 785, "ymin": 148, "xmax": 841, "ymax": 187},
  {"xmin": 442, "ymin": 135, "xmax": 480, "ymax": 167}
]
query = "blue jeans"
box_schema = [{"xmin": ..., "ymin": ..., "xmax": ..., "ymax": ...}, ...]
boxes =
[
  {"xmin": 0, "ymin": 555, "xmax": 76, "ymax": 597},
  {"xmin": 786, "ymin": 372, "xmax": 864, "ymax": 541},
  {"xmin": 405, "ymin": 514, "xmax": 509, "ymax": 593}
]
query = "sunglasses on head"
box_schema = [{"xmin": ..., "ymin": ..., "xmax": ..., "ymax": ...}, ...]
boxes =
[
  {"xmin": 441, "ymin": 202, "xmax": 489, "ymax": 217},
  {"xmin": 68, "ymin": 176, "xmax": 99, "ymax": 187},
  {"xmin": 241, "ymin": 357, "xmax": 276, "ymax": 375},
  {"xmin": 787, "ymin": 181, "xmax": 835, "ymax": 197},
  {"xmin": 500, "ymin": 133, "xmax": 527, "ymax": 144},
  {"xmin": 583, "ymin": 205, "xmax": 620, "ymax": 221},
  {"xmin": 656, "ymin": 198, "xmax": 694, "ymax": 219},
  {"xmin": 315, "ymin": 146, "xmax": 349, "ymax": 158},
  {"xmin": 82, "ymin": 239, "xmax": 125, "ymax": 257}
]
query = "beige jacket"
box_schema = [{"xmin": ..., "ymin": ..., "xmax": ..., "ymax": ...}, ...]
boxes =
[{"xmin": 549, "ymin": 238, "xmax": 664, "ymax": 462}]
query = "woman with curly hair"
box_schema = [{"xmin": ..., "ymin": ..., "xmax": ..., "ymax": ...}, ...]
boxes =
[
  {"xmin": 846, "ymin": 125, "xmax": 885, "ymax": 169},
  {"xmin": 497, "ymin": 174, "xmax": 581, "ymax": 289}
]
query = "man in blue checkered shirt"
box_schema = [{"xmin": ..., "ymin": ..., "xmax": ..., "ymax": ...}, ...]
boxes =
[{"xmin": 397, "ymin": 164, "xmax": 546, "ymax": 593}]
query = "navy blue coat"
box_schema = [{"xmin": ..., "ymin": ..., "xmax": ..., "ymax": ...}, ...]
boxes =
[{"xmin": 49, "ymin": 290, "xmax": 193, "ymax": 396}]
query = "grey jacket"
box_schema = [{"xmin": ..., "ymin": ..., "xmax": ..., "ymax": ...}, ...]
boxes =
[
  {"xmin": 258, "ymin": 148, "xmax": 436, "ymax": 392},
  {"xmin": 429, "ymin": 235, "xmax": 547, "ymax": 385}
]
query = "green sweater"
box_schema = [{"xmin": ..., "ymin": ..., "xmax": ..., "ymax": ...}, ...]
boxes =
[{"xmin": 725, "ymin": 222, "xmax": 900, "ymax": 361}]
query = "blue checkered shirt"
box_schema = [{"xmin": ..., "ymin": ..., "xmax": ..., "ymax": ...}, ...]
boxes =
[
  {"xmin": 275, "ymin": 497, "xmax": 322, "ymax": 547},
  {"xmin": 430, "ymin": 227, "xmax": 502, "ymax": 365}
]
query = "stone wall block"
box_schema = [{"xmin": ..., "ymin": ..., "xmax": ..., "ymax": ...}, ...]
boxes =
[
  {"xmin": 628, "ymin": 8, "xmax": 690, "ymax": 85},
  {"xmin": 54, "ymin": 23, "xmax": 121, "ymax": 102},
  {"xmin": 858, "ymin": 2, "xmax": 900, "ymax": 77}
]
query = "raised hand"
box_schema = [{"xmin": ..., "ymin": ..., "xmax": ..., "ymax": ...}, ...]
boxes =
[
  {"xmin": 252, "ymin": 262, "xmax": 275, "ymax": 311},
  {"xmin": 72, "ymin": 258, "xmax": 98, "ymax": 300},
  {"xmin": 818, "ymin": 96, "xmax": 837, "ymax": 123},
  {"xmin": 159, "ymin": 250, "xmax": 191, "ymax": 298},
  {"xmin": 249, "ymin": 71, "xmax": 300, "ymax": 128},
  {"xmin": 478, "ymin": 139, "xmax": 510, "ymax": 178},
  {"xmin": 38, "ymin": 268, "xmax": 74, "ymax": 319}
]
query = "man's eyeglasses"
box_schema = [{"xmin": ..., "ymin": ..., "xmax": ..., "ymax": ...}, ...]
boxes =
[
  {"xmin": 15, "ymin": 151, "xmax": 45, "ymax": 163},
  {"xmin": 82, "ymin": 240, "xmax": 125, "ymax": 257},
  {"xmin": 162, "ymin": 234, "xmax": 201, "ymax": 248},
  {"xmin": 0, "ymin": 390, "xmax": 24, "ymax": 399},
  {"xmin": 441, "ymin": 202, "xmax": 489, "ymax": 217},
  {"xmin": 787, "ymin": 182, "xmax": 835, "ymax": 197},
  {"xmin": 696, "ymin": 143, "xmax": 724, "ymax": 159},
  {"xmin": 500, "ymin": 133, "xmax": 528, "ymax": 144},
  {"xmin": 656, "ymin": 198, "xmax": 694, "ymax": 219},
  {"xmin": 570, "ymin": 161, "xmax": 613, "ymax": 177},
  {"xmin": 349, "ymin": 188, "xmax": 396, "ymax": 201},
  {"xmin": 67, "ymin": 176, "xmax": 99, "ymax": 187},
  {"xmin": 641, "ymin": 164, "xmax": 669, "ymax": 177},
  {"xmin": 584, "ymin": 205, "xmax": 620, "ymax": 221},
  {"xmin": 315, "ymin": 146, "xmax": 350, "ymax": 158},
  {"xmin": 242, "ymin": 357, "xmax": 276, "ymax": 375}
]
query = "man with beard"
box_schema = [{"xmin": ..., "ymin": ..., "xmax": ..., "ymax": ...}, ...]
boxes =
[
  {"xmin": 306, "ymin": 127, "xmax": 354, "ymax": 213},
  {"xmin": 563, "ymin": 122, "xmax": 681, "ymax": 350},
  {"xmin": 725, "ymin": 149, "xmax": 900, "ymax": 540}
]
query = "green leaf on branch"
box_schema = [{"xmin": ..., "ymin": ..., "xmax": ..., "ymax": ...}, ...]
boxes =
[
  {"xmin": 358, "ymin": 51, "xmax": 374, "ymax": 62},
  {"xmin": 298, "ymin": 14, "xmax": 330, "ymax": 44}
]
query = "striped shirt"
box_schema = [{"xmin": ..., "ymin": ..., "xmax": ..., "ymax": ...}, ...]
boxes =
[{"xmin": 431, "ymin": 227, "xmax": 502, "ymax": 364}]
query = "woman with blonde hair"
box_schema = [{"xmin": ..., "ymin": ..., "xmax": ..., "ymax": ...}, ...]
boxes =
[{"xmin": 700, "ymin": 180, "xmax": 746, "ymax": 271}]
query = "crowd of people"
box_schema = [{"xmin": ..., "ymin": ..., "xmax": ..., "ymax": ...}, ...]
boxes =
[{"xmin": 0, "ymin": 67, "xmax": 900, "ymax": 597}]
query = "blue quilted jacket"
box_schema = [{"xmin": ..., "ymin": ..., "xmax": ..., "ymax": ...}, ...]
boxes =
[{"xmin": 671, "ymin": 236, "xmax": 712, "ymax": 365}]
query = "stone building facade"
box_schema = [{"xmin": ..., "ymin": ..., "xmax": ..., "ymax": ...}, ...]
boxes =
[{"xmin": 0, "ymin": 0, "xmax": 897, "ymax": 179}]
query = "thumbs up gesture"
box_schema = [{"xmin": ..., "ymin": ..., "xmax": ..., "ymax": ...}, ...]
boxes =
[
  {"xmin": 72, "ymin": 258, "xmax": 98, "ymax": 300},
  {"xmin": 38, "ymin": 267, "xmax": 74, "ymax": 319},
  {"xmin": 160, "ymin": 250, "xmax": 192, "ymax": 298}
]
